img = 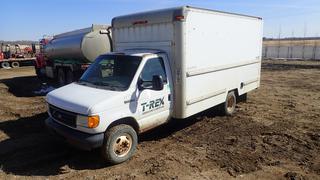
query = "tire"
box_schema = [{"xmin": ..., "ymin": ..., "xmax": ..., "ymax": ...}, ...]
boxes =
[
  {"xmin": 65, "ymin": 69, "xmax": 74, "ymax": 84},
  {"xmin": 57, "ymin": 68, "xmax": 66, "ymax": 86},
  {"xmin": 238, "ymin": 93, "xmax": 247, "ymax": 103},
  {"xmin": 1, "ymin": 62, "xmax": 10, "ymax": 69},
  {"xmin": 35, "ymin": 68, "xmax": 41, "ymax": 77},
  {"xmin": 101, "ymin": 124, "xmax": 138, "ymax": 165},
  {"xmin": 222, "ymin": 91, "xmax": 237, "ymax": 116},
  {"xmin": 11, "ymin": 61, "xmax": 20, "ymax": 68}
]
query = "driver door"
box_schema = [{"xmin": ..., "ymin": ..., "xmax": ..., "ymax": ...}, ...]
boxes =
[{"xmin": 136, "ymin": 55, "xmax": 172, "ymax": 131}]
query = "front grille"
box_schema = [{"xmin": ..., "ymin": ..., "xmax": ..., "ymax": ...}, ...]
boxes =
[{"xmin": 49, "ymin": 104, "xmax": 77, "ymax": 128}]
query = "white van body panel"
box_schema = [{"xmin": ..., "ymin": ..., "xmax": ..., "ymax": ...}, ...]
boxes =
[{"xmin": 183, "ymin": 8, "xmax": 262, "ymax": 117}]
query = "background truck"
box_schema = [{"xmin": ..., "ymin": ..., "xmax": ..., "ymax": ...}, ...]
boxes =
[
  {"xmin": 45, "ymin": 6, "xmax": 263, "ymax": 164},
  {"xmin": 35, "ymin": 24, "xmax": 112, "ymax": 85},
  {"xmin": 0, "ymin": 43, "xmax": 38, "ymax": 69}
]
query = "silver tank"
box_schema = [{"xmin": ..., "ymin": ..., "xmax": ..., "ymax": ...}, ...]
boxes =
[{"xmin": 44, "ymin": 24, "xmax": 111, "ymax": 63}]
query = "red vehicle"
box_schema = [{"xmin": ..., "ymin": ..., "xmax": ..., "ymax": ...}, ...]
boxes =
[
  {"xmin": 35, "ymin": 38, "xmax": 50, "ymax": 77},
  {"xmin": 0, "ymin": 43, "xmax": 38, "ymax": 69}
]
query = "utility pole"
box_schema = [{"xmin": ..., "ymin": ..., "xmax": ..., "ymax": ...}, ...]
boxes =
[
  {"xmin": 277, "ymin": 25, "xmax": 281, "ymax": 59},
  {"xmin": 290, "ymin": 30, "xmax": 294, "ymax": 59},
  {"xmin": 302, "ymin": 23, "xmax": 307, "ymax": 59},
  {"xmin": 313, "ymin": 33, "xmax": 318, "ymax": 60}
]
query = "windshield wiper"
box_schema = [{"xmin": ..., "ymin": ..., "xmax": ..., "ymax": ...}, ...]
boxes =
[
  {"xmin": 79, "ymin": 80, "xmax": 123, "ymax": 91},
  {"xmin": 78, "ymin": 79, "xmax": 93, "ymax": 86},
  {"xmin": 92, "ymin": 81, "xmax": 108, "ymax": 86},
  {"xmin": 94, "ymin": 82, "xmax": 125, "ymax": 91}
]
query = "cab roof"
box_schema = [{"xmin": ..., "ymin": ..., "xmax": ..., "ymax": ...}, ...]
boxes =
[{"xmin": 103, "ymin": 49, "xmax": 164, "ymax": 58}]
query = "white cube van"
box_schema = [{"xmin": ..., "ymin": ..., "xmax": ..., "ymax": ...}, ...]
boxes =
[{"xmin": 46, "ymin": 6, "xmax": 263, "ymax": 164}]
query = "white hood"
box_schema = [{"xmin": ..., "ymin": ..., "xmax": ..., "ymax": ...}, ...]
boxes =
[{"xmin": 46, "ymin": 83, "xmax": 125, "ymax": 115}]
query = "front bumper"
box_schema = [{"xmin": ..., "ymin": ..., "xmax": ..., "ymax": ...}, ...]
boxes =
[{"xmin": 45, "ymin": 117, "xmax": 104, "ymax": 150}]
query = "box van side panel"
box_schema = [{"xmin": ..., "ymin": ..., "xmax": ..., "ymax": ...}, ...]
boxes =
[
  {"xmin": 184, "ymin": 9, "xmax": 263, "ymax": 117},
  {"xmin": 112, "ymin": 22, "xmax": 184, "ymax": 117},
  {"xmin": 112, "ymin": 23, "xmax": 175, "ymax": 73},
  {"xmin": 113, "ymin": 23, "xmax": 174, "ymax": 50}
]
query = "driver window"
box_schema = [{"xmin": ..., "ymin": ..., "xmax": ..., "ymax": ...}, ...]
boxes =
[{"xmin": 140, "ymin": 57, "xmax": 167, "ymax": 83}]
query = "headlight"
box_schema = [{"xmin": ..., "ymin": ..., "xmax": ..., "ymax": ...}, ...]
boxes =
[{"xmin": 76, "ymin": 115, "xmax": 100, "ymax": 128}]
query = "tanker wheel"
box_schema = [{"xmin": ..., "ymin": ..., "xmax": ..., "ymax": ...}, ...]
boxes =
[
  {"xmin": 11, "ymin": 62, "xmax": 20, "ymax": 68},
  {"xmin": 58, "ymin": 68, "xmax": 66, "ymax": 86},
  {"xmin": 65, "ymin": 69, "xmax": 74, "ymax": 84},
  {"xmin": 35, "ymin": 68, "xmax": 41, "ymax": 77},
  {"xmin": 1, "ymin": 62, "xmax": 10, "ymax": 69}
]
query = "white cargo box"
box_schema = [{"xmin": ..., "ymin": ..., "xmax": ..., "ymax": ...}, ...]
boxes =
[{"xmin": 112, "ymin": 6, "xmax": 263, "ymax": 118}]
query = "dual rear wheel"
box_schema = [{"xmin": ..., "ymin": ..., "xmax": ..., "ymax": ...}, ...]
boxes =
[
  {"xmin": 57, "ymin": 68, "xmax": 74, "ymax": 86},
  {"xmin": 1, "ymin": 61, "xmax": 20, "ymax": 69}
]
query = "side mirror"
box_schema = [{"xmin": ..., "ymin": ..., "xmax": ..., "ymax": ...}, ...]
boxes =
[
  {"xmin": 137, "ymin": 75, "xmax": 164, "ymax": 91},
  {"xmin": 137, "ymin": 78, "xmax": 145, "ymax": 91},
  {"xmin": 152, "ymin": 75, "xmax": 164, "ymax": 91}
]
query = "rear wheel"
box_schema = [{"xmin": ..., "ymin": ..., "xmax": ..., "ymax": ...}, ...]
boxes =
[
  {"xmin": 11, "ymin": 61, "xmax": 20, "ymax": 68},
  {"xmin": 101, "ymin": 124, "xmax": 137, "ymax": 165},
  {"xmin": 238, "ymin": 93, "xmax": 247, "ymax": 103},
  {"xmin": 222, "ymin": 91, "xmax": 236, "ymax": 116},
  {"xmin": 65, "ymin": 69, "xmax": 74, "ymax": 84},
  {"xmin": 57, "ymin": 68, "xmax": 66, "ymax": 86},
  {"xmin": 35, "ymin": 68, "xmax": 41, "ymax": 77}
]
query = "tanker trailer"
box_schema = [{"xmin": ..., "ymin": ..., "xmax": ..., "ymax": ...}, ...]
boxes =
[{"xmin": 39, "ymin": 24, "xmax": 112, "ymax": 85}]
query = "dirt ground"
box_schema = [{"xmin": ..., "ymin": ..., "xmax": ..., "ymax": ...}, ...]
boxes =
[{"xmin": 0, "ymin": 60, "xmax": 319, "ymax": 179}]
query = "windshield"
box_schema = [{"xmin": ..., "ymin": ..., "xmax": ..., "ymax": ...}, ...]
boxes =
[{"xmin": 79, "ymin": 55, "xmax": 142, "ymax": 91}]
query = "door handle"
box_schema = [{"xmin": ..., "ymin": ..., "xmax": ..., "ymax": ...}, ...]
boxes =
[{"xmin": 124, "ymin": 99, "xmax": 136, "ymax": 104}]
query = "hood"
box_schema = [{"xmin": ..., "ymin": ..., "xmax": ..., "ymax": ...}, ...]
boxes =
[{"xmin": 46, "ymin": 83, "xmax": 125, "ymax": 115}]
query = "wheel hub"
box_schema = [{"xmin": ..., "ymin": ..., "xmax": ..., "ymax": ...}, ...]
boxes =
[
  {"xmin": 113, "ymin": 135, "xmax": 132, "ymax": 157},
  {"xmin": 227, "ymin": 95, "xmax": 235, "ymax": 111}
]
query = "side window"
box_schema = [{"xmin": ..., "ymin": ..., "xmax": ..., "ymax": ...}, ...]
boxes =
[{"xmin": 140, "ymin": 57, "xmax": 167, "ymax": 83}]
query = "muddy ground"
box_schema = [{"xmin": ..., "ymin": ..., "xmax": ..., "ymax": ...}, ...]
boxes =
[{"xmin": 0, "ymin": 60, "xmax": 319, "ymax": 179}]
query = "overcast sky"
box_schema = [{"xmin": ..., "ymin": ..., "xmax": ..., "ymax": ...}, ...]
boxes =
[{"xmin": 1, "ymin": 0, "xmax": 319, "ymax": 41}]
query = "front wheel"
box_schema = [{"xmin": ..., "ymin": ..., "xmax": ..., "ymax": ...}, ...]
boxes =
[{"xmin": 101, "ymin": 124, "xmax": 137, "ymax": 165}]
